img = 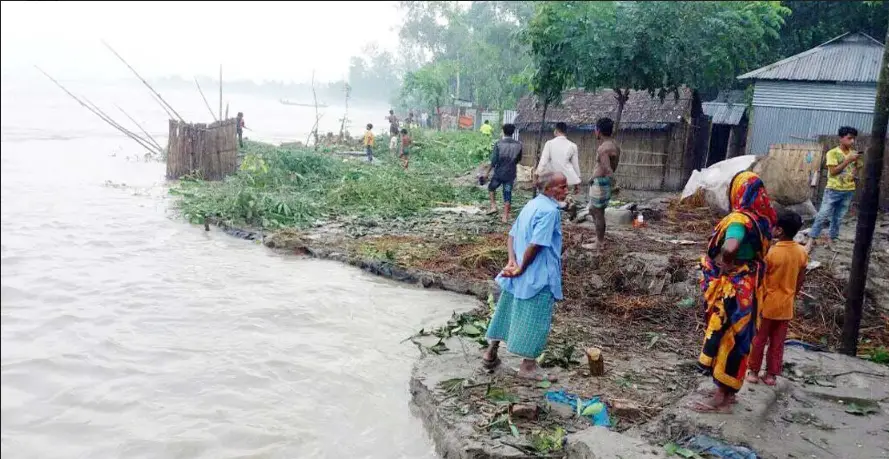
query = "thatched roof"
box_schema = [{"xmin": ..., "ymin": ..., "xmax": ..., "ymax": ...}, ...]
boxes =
[{"xmin": 514, "ymin": 87, "xmax": 694, "ymax": 132}]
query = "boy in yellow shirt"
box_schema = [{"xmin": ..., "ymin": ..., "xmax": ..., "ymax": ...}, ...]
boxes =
[
  {"xmin": 363, "ymin": 123, "xmax": 375, "ymax": 163},
  {"xmin": 806, "ymin": 126, "xmax": 861, "ymax": 250},
  {"xmin": 747, "ymin": 212, "xmax": 808, "ymax": 386}
]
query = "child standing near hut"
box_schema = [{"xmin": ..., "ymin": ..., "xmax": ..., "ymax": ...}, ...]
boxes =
[
  {"xmin": 399, "ymin": 128, "xmax": 412, "ymax": 170},
  {"xmin": 747, "ymin": 211, "xmax": 808, "ymax": 386},
  {"xmin": 364, "ymin": 123, "xmax": 375, "ymax": 163},
  {"xmin": 585, "ymin": 117, "xmax": 620, "ymax": 252},
  {"xmin": 806, "ymin": 126, "xmax": 861, "ymax": 251}
]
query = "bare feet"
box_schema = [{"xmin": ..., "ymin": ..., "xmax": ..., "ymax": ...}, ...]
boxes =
[
  {"xmin": 689, "ymin": 399, "xmax": 733, "ymax": 413},
  {"xmin": 516, "ymin": 368, "xmax": 558, "ymax": 382},
  {"xmin": 501, "ymin": 214, "xmax": 509, "ymax": 224},
  {"xmin": 761, "ymin": 374, "xmax": 777, "ymax": 386},
  {"xmin": 746, "ymin": 372, "xmax": 760, "ymax": 384}
]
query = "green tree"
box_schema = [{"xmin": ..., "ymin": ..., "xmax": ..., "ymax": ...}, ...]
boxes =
[
  {"xmin": 401, "ymin": 60, "xmax": 458, "ymax": 130},
  {"xmin": 530, "ymin": 1, "xmax": 788, "ymax": 133},
  {"xmin": 773, "ymin": 1, "xmax": 888, "ymax": 63},
  {"xmin": 522, "ymin": 1, "xmax": 581, "ymax": 162}
]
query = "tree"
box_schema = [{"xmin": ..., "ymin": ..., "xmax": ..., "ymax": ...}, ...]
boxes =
[
  {"xmin": 523, "ymin": 1, "xmax": 581, "ymax": 164},
  {"xmin": 529, "ymin": 1, "xmax": 788, "ymax": 134},
  {"xmin": 401, "ymin": 60, "xmax": 457, "ymax": 130},
  {"xmin": 842, "ymin": 26, "xmax": 889, "ymax": 356}
]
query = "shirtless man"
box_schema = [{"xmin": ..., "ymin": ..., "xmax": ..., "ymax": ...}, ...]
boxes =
[{"xmin": 585, "ymin": 118, "xmax": 620, "ymax": 251}]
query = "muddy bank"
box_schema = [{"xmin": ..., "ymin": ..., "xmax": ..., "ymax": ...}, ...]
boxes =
[{"xmin": 204, "ymin": 199, "xmax": 889, "ymax": 458}]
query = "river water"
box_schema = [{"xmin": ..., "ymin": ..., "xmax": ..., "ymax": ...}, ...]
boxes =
[{"xmin": 1, "ymin": 78, "xmax": 467, "ymax": 458}]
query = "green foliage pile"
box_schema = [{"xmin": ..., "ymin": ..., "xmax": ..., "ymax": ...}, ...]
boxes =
[{"xmin": 169, "ymin": 131, "xmax": 492, "ymax": 229}]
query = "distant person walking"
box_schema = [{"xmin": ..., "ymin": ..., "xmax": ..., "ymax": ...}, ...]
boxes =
[
  {"xmin": 480, "ymin": 120, "xmax": 493, "ymax": 136},
  {"xmin": 364, "ymin": 123, "xmax": 375, "ymax": 163},
  {"xmin": 536, "ymin": 122, "xmax": 581, "ymax": 196},
  {"xmin": 482, "ymin": 172, "xmax": 568, "ymax": 382},
  {"xmin": 585, "ymin": 118, "xmax": 621, "ymax": 251},
  {"xmin": 481, "ymin": 123, "xmax": 523, "ymax": 223},
  {"xmin": 387, "ymin": 110, "xmax": 400, "ymax": 151},
  {"xmin": 236, "ymin": 112, "xmax": 246, "ymax": 148},
  {"xmin": 806, "ymin": 126, "xmax": 861, "ymax": 251}
]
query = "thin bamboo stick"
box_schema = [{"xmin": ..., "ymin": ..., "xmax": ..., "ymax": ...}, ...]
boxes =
[
  {"xmin": 116, "ymin": 105, "xmax": 164, "ymax": 151},
  {"xmin": 36, "ymin": 66, "xmax": 159, "ymax": 155},
  {"xmin": 219, "ymin": 65, "xmax": 223, "ymax": 121},
  {"xmin": 194, "ymin": 77, "xmax": 218, "ymax": 121},
  {"xmin": 101, "ymin": 40, "xmax": 186, "ymax": 123}
]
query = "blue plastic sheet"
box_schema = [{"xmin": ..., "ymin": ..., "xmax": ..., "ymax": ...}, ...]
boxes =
[
  {"xmin": 687, "ymin": 435, "xmax": 757, "ymax": 459},
  {"xmin": 544, "ymin": 389, "xmax": 610, "ymax": 427}
]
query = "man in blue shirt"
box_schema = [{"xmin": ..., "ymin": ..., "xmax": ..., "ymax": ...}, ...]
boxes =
[{"xmin": 482, "ymin": 172, "xmax": 568, "ymax": 382}]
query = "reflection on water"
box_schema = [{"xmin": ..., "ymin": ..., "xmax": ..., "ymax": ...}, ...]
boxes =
[{"xmin": 1, "ymin": 82, "xmax": 466, "ymax": 458}]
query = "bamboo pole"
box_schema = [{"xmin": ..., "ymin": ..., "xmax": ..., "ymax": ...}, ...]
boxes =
[
  {"xmin": 36, "ymin": 66, "xmax": 159, "ymax": 155},
  {"xmin": 83, "ymin": 97, "xmax": 160, "ymax": 155},
  {"xmin": 116, "ymin": 105, "xmax": 164, "ymax": 151},
  {"xmin": 151, "ymin": 91, "xmax": 176, "ymax": 120},
  {"xmin": 101, "ymin": 40, "xmax": 186, "ymax": 123},
  {"xmin": 194, "ymin": 77, "xmax": 218, "ymax": 121},
  {"xmin": 225, "ymin": 102, "xmax": 230, "ymax": 119},
  {"xmin": 219, "ymin": 65, "xmax": 223, "ymax": 121},
  {"xmin": 841, "ymin": 28, "xmax": 889, "ymax": 356}
]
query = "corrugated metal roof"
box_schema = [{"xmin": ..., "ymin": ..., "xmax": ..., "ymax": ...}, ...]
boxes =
[
  {"xmin": 752, "ymin": 80, "xmax": 877, "ymax": 113},
  {"xmin": 738, "ymin": 32, "xmax": 884, "ymax": 83},
  {"xmin": 747, "ymin": 105, "xmax": 875, "ymax": 155},
  {"xmin": 702, "ymin": 102, "xmax": 747, "ymax": 125}
]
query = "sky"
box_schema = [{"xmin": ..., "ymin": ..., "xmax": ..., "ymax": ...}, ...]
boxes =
[{"xmin": 0, "ymin": 1, "xmax": 402, "ymax": 83}]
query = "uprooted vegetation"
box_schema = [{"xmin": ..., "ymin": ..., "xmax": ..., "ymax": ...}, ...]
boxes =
[{"xmin": 169, "ymin": 130, "xmax": 499, "ymax": 229}]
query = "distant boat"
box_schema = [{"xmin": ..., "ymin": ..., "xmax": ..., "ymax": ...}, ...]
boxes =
[{"xmin": 280, "ymin": 99, "xmax": 328, "ymax": 108}]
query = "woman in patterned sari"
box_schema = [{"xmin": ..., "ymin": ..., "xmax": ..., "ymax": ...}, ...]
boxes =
[{"xmin": 693, "ymin": 171, "xmax": 777, "ymax": 413}]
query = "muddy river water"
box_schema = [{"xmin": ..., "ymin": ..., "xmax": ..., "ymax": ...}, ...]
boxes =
[{"xmin": 1, "ymin": 81, "xmax": 469, "ymax": 458}]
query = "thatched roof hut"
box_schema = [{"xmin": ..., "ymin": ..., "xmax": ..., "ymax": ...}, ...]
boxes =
[{"xmin": 513, "ymin": 87, "xmax": 707, "ymax": 192}]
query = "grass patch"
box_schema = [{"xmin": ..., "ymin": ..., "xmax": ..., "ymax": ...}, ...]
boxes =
[{"xmin": 170, "ymin": 131, "xmax": 493, "ymax": 229}]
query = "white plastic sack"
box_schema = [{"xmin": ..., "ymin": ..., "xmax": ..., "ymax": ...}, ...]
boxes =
[{"xmin": 681, "ymin": 155, "xmax": 758, "ymax": 213}]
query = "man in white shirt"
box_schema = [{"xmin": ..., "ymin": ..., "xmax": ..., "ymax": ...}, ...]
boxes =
[{"xmin": 536, "ymin": 122, "xmax": 582, "ymax": 196}]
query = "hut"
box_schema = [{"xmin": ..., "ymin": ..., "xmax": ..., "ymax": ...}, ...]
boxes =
[
  {"xmin": 166, "ymin": 118, "xmax": 240, "ymax": 180},
  {"xmin": 702, "ymin": 90, "xmax": 749, "ymax": 165},
  {"xmin": 738, "ymin": 32, "xmax": 885, "ymax": 155},
  {"xmin": 514, "ymin": 87, "xmax": 707, "ymax": 191}
]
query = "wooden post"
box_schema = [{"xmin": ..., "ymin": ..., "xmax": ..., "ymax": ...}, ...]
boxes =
[
  {"xmin": 841, "ymin": 28, "xmax": 889, "ymax": 356},
  {"xmin": 219, "ymin": 65, "xmax": 223, "ymax": 121},
  {"xmin": 585, "ymin": 347, "xmax": 605, "ymax": 376}
]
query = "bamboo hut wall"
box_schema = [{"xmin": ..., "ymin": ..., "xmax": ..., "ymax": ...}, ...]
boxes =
[
  {"xmin": 166, "ymin": 118, "xmax": 239, "ymax": 180},
  {"xmin": 519, "ymin": 127, "xmax": 688, "ymax": 191}
]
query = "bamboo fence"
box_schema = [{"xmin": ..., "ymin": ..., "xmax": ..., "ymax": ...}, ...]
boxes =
[{"xmin": 166, "ymin": 118, "xmax": 239, "ymax": 180}]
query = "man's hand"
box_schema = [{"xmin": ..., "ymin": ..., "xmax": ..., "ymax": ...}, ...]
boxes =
[
  {"xmin": 848, "ymin": 152, "xmax": 861, "ymax": 162},
  {"xmin": 500, "ymin": 263, "xmax": 523, "ymax": 278}
]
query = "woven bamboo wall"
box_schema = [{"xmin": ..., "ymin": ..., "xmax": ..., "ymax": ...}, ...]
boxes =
[
  {"xmin": 166, "ymin": 118, "xmax": 239, "ymax": 180},
  {"xmin": 518, "ymin": 126, "xmax": 688, "ymax": 191}
]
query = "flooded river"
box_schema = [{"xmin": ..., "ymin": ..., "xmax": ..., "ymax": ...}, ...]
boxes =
[{"xmin": 1, "ymin": 79, "xmax": 469, "ymax": 458}]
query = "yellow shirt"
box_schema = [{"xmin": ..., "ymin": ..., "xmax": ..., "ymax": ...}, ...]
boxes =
[
  {"xmin": 479, "ymin": 123, "xmax": 493, "ymax": 136},
  {"xmin": 363, "ymin": 130, "xmax": 375, "ymax": 147},
  {"xmin": 825, "ymin": 147, "xmax": 858, "ymax": 191},
  {"xmin": 761, "ymin": 241, "xmax": 808, "ymax": 320}
]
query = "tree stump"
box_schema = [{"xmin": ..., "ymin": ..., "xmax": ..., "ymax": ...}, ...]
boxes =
[{"xmin": 586, "ymin": 347, "xmax": 605, "ymax": 377}]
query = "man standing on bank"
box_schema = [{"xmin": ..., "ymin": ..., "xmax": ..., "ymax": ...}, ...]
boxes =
[
  {"xmin": 585, "ymin": 117, "xmax": 621, "ymax": 252},
  {"xmin": 482, "ymin": 172, "xmax": 568, "ymax": 382},
  {"xmin": 482, "ymin": 123, "xmax": 523, "ymax": 223}
]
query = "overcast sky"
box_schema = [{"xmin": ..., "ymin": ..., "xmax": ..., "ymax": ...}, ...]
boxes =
[{"xmin": 0, "ymin": 1, "xmax": 402, "ymax": 83}]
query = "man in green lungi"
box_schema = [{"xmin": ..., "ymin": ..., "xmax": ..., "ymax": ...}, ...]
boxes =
[{"xmin": 482, "ymin": 172, "xmax": 568, "ymax": 382}]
